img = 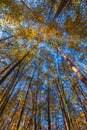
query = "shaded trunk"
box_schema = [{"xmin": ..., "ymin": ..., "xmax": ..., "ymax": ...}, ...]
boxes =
[
  {"xmin": 34, "ymin": 89, "xmax": 38, "ymax": 130},
  {"xmin": 27, "ymin": 102, "xmax": 46, "ymax": 129},
  {"xmin": 16, "ymin": 67, "xmax": 36, "ymax": 130},
  {"xmin": 56, "ymin": 84, "xmax": 70, "ymax": 130},
  {"xmin": 56, "ymin": 52, "xmax": 74, "ymax": 130},
  {"xmin": 47, "ymin": 86, "xmax": 51, "ymax": 130},
  {"xmin": 0, "ymin": 76, "xmax": 20, "ymax": 116},
  {"xmin": 71, "ymin": 80, "xmax": 87, "ymax": 122},
  {"xmin": 38, "ymin": 94, "xmax": 42, "ymax": 130},
  {"xmin": 53, "ymin": 0, "xmax": 69, "ymax": 20},
  {"xmin": 0, "ymin": 73, "xmax": 17, "ymax": 104},
  {"xmin": 0, "ymin": 59, "xmax": 16, "ymax": 75},
  {"xmin": 0, "ymin": 66, "xmax": 20, "ymax": 105},
  {"xmin": 7, "ymin": 101, "xmax": 20, "ymax": 130},
  {"xmin": 57, "ymin": 46, "xmax": 87, "ymax": 86},
  {"xmin": 0, "ymin": 51, "xmax": 29, "ymax": 85},
  {"xmin": 51, "ymin": 70, "xmax": 70, "ymax": 130}
]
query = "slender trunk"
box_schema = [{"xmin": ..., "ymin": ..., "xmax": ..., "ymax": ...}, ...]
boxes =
[
  {"xmin": 0, "ymin": 76, "xmax": 13, "ymax": 101},
  {"xmin": 57, "ymin": 46, "xmax": 87, "ymax": 86},
  {"xmin": 0, "ymin": 73, "xmax": 17, "ymax": 104},
  {"xmin": 57, "ymin": 85, "xmax": 70, "ymax": 130},
  {"xmin": 0, "ymin": 51, "xmax": 29, "ymax": 85},
  {"xmin": 0, "ymin": 66, "xmax": 20, "ymax": 105},
  {"xmin": 16, "ymin": 68, "xmax": 36, "ymax": 130},
  {"xmin": 7, "ymin": 101, "xmax": 20, "ymax": 129},
  {"xmin": 0, "ymin": 76, "xmax": 20, "ymax": 116},
  {"xmin": 37, "ymin": 72, "xmax": 42, "ymax": 130},
  {"xmin": 74, "ymin": 76, "xmax": 87, "ymax": 100},
  {"xmin": 34, "ymin": 89, "xmax": 38, "ymax": 130},
  {"xmin": 34, "ymin": 100, "xmax": 37, "ymax": 130},
  {"xmin": 47, "ymin": 86, "xmax": 51, "ymax": 130},
  {"xmin": 71, "ymin": 81, "xmax": 87, "ymax": 121},
  {"xmin": 27, "ymin": 102, "xmax": 46, "ymax": 129},
  {"xmin": 0, "ymin": 60, "xmax": 16, "ymax": 75},
  {"xmin": 53, "ymin": 0, "xmax": 69, "ymax": 20},
  {"xmin": 51, "ymin": 71, "xmax": 70, "ymax": 130},
  {"xmin": 38, "ymin": 94, "xmax": 42, "ymax": 130},
  {"xmin": 56, "ymin": 52, "xmax": 74, "ymax": 130}
]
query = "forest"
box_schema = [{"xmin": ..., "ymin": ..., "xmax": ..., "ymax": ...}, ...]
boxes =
[{"xmin": 0, "ymin": 0, "xmax": 87, "ymax": 130}]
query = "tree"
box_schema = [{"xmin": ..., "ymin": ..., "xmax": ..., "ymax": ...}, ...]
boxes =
[{"xmin": 0, "ymin": 0, "xmax": 87, "ymax": 129}]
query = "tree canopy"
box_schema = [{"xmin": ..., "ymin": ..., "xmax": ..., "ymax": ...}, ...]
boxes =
[{"xmin": 0, "ymin": 0, "xmax": 87, "ymax": 130}]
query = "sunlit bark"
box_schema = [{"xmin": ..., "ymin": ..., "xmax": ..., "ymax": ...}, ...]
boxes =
[{"xmin": 57, "ymin": 46, "xmax": 87, "ymax": 86}]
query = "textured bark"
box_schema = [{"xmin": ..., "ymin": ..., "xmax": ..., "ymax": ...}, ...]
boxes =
[{"xmin": 57, "ymin": 46, "xmax": 87, "ymax": 86}]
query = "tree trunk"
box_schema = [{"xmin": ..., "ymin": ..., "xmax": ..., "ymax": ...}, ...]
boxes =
[
  {"xmin": 0, "ymin": 76, "xmax": 20, "ymax": 116},
  {"xmin": 51, "ymin": 71, "xmax": 70, "ymax": 130},
  {"xmin": 47, "ymin": 86, "xmax": 51, "ymax": 130},
  {"xmin": 0, "ymin": 59, "xmax": 16, "ymax": 75},
  {"xmin": 53, "ymin": 0, "xmax": 69, "ymax": 20},
  {"xmin": 16, "ymin": 67, "xmax": 36, "ymax": 130},
  {"xmin": 57, "ymin": 46, "xmax": 87, "ymax": 86},
  {"xmin": 0, "ymin": 51, "xmax": 30, "ymax": 85},
  {"xmin": 7, "ymin": 101, "xmax": 20, "ymax": 130},
  {"xmin": 56, "ymin": 84, "xmax": 70, "ymax": 130},
  {"xmin": 71, "ymin": 80, "xmax": 87, "ymax": 122}
]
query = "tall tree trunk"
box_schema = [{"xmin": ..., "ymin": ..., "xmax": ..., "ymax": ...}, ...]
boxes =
[
  {"xmin": 56, "ymin": 84, "xmax": 70, "ymax": 130},
  {"xmin": 51, "ymin": 70, "xmax": 70, "ymax": 130},
  {"xmin": 47, "ymin": 86, "xmax": 51, "ymax": 130},
  {"xmin": 0, "ymin": 73, "xmax": 17, "ymax": 104},
  {"xmin": 53, "ymin": 0, "xmax": 69, "ymax": 20},
  {"xmin": 34, "ymin": 89, "xmax": 38, "ymax": 130},
  {"xmin": 7, "ymin": 101, "xmax": 20, "ymax": 130},
  {"xmin": 27, "ymin": 102, "xmax": 46, "ymax": 129},
  {"xmin": 0, "ymin": 66, "xmax": 20, "ymax": 105},
  {"xmin": 38, "ymin": 93, "xmax": 42, "ymax": 130},
  {"xmin": 0, "ymin": 59, "xmax": 16, "ymax": 75},
  {"xmin": 70, "ymin": 80, "xmax": 87, "ymax": 121},
  {"xmin": 16, "ymin": 67, "xmax": 36, "ymax": 130},
  {"xmin": 0, "ymin": 76, "xmax": 20, "ymax": 116},
  {"xmin": 57, "ymin": 46, "xmax": 87, "ymax": 86},
  {"xmin": 56, "ymin": 52, "xmax": 74, "ymax": 130},
  {"xmin": 0, "ymin": 51, "xmax": 30, "ymax": 85}
]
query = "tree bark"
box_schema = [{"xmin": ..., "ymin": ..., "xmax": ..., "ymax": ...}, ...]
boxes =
[
  {"xmin": 51, "ymin": 71, "xmax": 70, "ymax": 130},
  {"xmin": 47, "ymin": 86, "xmax": 51, "ymax": 130},
  {"xmin": 53, "ymin": 0, "xmax": 69, "ymax": 20},
  {"xmin": 57, "ymin": 46, "xmax": 87, "ymax": 86},
  {"xmin": 7, "ymin": 101, "xmax": 20, "ymax": 130},
  {"xmin": 0, "ymin": 51, "xmax": 30, "ymax": 85},
  {"xmin": 0, "ymin": 59, "xmax": 16, "ymax": 75},
  {"xmin": 0, "ymin": 76, "xmax": 20, "ymax": 116},
  {"xmin": 56, "ymin": 84, "xmax": 70, "ymax": 130},
  {"xmin": 16, "ymin": 67, "xmax": 36, "ymax": 130}
]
